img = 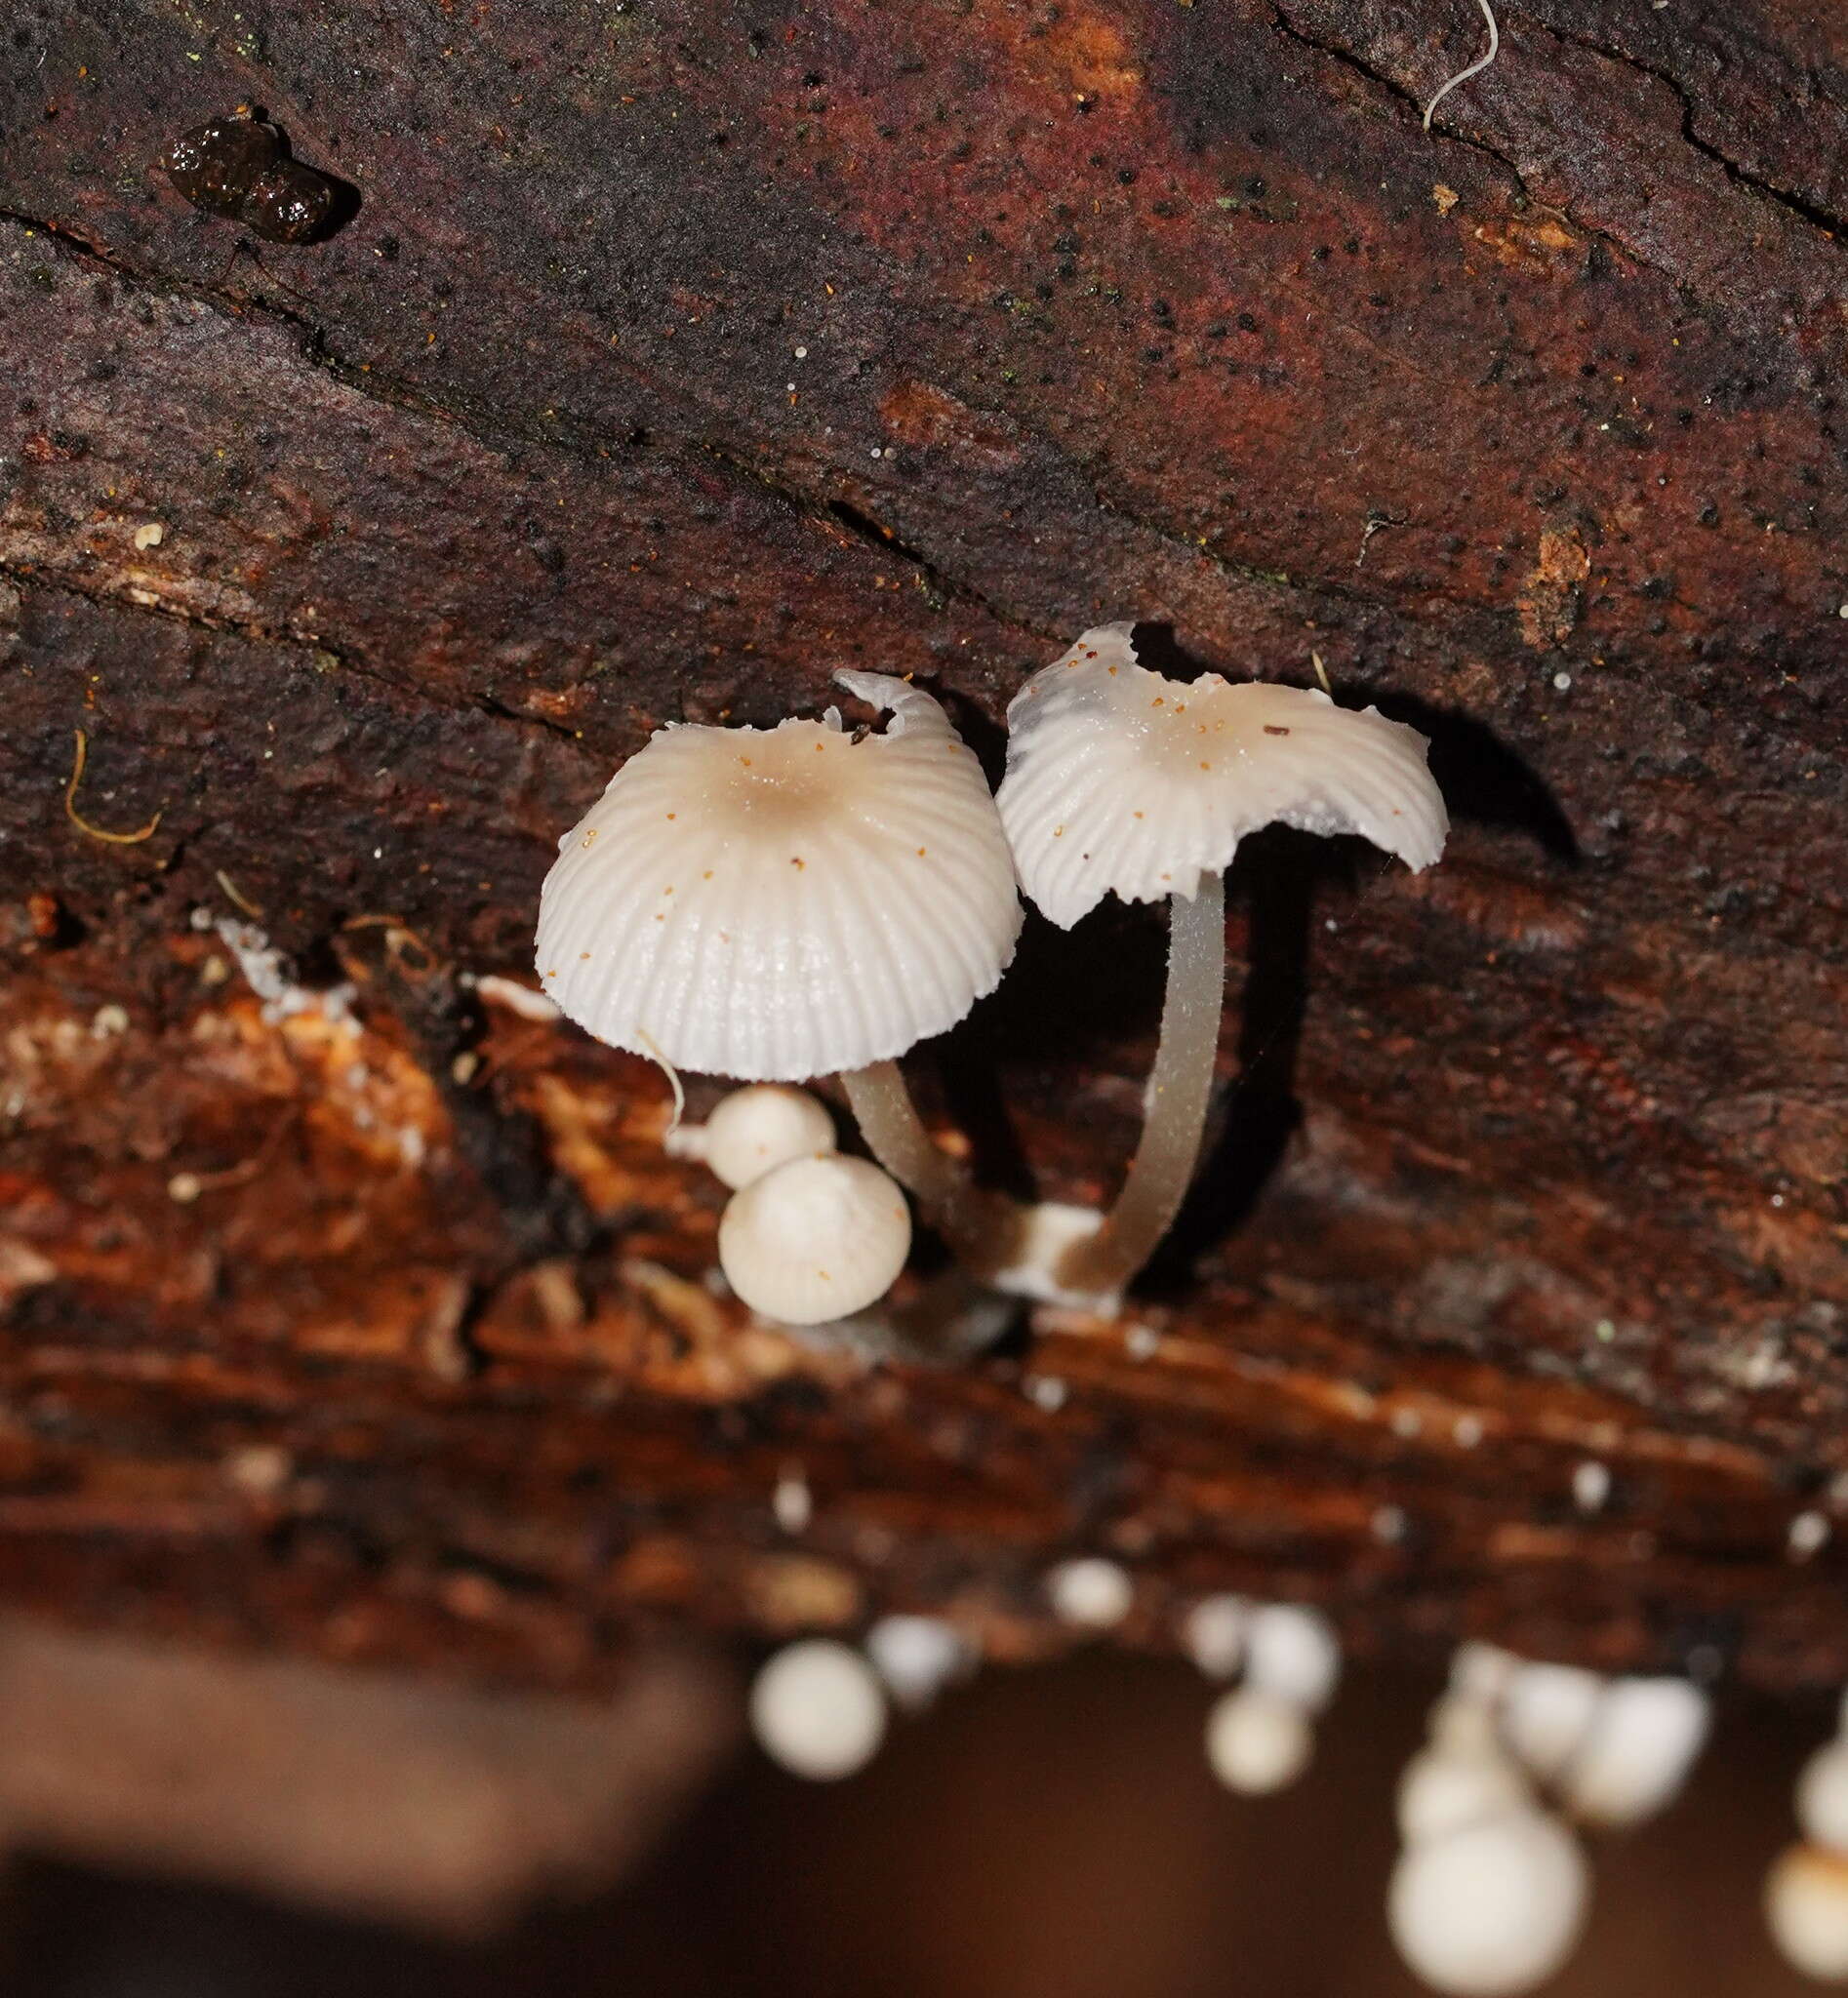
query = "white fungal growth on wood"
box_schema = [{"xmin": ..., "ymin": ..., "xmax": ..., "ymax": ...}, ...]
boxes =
[{"xmin": 213, "ymin": 917, "xmax": 356, "ymax": 1026}]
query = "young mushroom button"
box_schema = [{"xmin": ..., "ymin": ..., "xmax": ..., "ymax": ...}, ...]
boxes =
[
  {"xmin": 536, "ymin": 673, "xmax": 1022, "ymax": 1267},
  {"xmin": 718, "ymin": 1153, "xmax": 912, "ymax": 1326},
  {"xmin": 996, "ymin": 623, "xmax": 1447, "ymax": 1302}
]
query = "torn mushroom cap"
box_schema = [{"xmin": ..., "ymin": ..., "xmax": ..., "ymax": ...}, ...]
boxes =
[
  {"xmin": 997, "ymin": 622, "xmax": 1447, "ymax": 930},
  {"xmin": 537, "ymin": 673, "xmax": 1022, "ymax": 1080}
]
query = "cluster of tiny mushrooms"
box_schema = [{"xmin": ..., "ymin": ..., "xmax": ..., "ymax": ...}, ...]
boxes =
[
  {"xmin": 746, "ymin": 1609, "xmax": 1737, "ymax": 1998},
  {"xmin": 536, "ymin": 622, "xmax": 1447, "ymax": 1329}
]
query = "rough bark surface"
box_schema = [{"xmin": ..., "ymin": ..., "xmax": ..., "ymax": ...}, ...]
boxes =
[{"xmin": 2, "ymin": 0, "xmax": 1846, "ymax": 1698}]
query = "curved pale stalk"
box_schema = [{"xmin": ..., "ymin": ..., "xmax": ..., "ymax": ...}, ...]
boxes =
[
  {"xmin": 839, "ymin": 1060, "xmax": 1015, "ymax": 1273},
  {"xmin": 1059, "ymin": 870, "xmax": 1226, "ymax": 1298}
]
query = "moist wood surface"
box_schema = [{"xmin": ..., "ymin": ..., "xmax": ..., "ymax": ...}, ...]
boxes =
[{"xmin": 1, "ymin": 0, "xmax": 1845, "ymax": 1698}]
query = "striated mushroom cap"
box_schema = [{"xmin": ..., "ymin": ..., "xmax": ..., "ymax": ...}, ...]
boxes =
[
  {"xmin": 537, "ymin": 673, "xmax": 1022, "ymax": 1080},
  {"xmin": 997, "ymin": 622, "xmax": 1448, "ymax": 929}
]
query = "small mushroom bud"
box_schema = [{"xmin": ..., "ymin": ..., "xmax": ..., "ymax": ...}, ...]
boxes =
[
  {"xmin": 1398, "ymin": 1746, "xmax": 1531, "ymax": 1845},
  {"xmin": 1501, "ymin": 1660, "xmax": 1604, "ymax": 1781},
  {"xmin": 698, "ymin": 1084, "xmax": 837, "ymax": 1190},
  {"xmin": 718, "ymin": 1153, "xmax": 910, "ymax": 1325},
  {"xmin": 1388, "ymin": 1809, "xmax": 1588, "ymax": 1996},
  {"xmin": 1799, "ymin": 1739, "xmax": 1848, "ymax": 1857},
  {"xmin": 1204, "ymin": 1686, "xmax": 1314, "ymax": 1796},
  {"xmin": 1561, "ymin": 1676, "xmax": 1710, "ymax": 1828},
  {"xmin": 1243, "ymin": 1603, "xmax": 1342, "ymax": 1715},
  {"xmin": 1768, "ymin": 1844, "xmax": 1848, "ymax": 1982},
  {"xmin": 749, "ymin": 1640, "xmax": 887, "ymax": 1781}
]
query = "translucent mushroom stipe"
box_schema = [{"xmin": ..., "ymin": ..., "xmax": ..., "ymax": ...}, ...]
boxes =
[{"xmin": 536, "ymin": 672, "xmax": 1022, "ymax": 1082}]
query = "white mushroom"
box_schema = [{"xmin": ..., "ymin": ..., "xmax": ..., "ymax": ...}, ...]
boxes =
[
  {"xmin": 996, "ymin": 623, "xmax": 1445, "ymax": 1299},
  {"xmin": 1243, "ymin": 1602, "xmax": 1342, "ymax": 1715},
  {"xmin": 1798, "ymin": 1738, "xmax": 1848, "ymax": 1856},
  {"xmin": 1388, "ymin": 1809, "xmax": 1589, "ymax": 1996},
  {"xmin": 1204, "ymin": 1685, "xmax": 1315, "ymax": 1795},
  {"xmin": 1181, "ymin": 1593, "xmax": 1253, "ymax": 1680},
  {"xmin": 1500, "ymin": 1659, "xmax": 1605, "ymax": 1782},
  {"xmin": 1046, "ymin": 1556, "xmax": 1135, "ymax": 1630},
  {"xmin": 718, "ymin": 1153, "xmax": 911, "ymax": 1325},
  {"xmin": 538, "ymin": 673, "xmax": 1021, "ymax": 1267},
  {"xmin": 1398, "ymin": 1745, "xmax": 1531, "ymax": 1845},
  {"xmin": 686, "ymin": 1084, "xmax": 837, "ymax": 1190},
  {"xmin": 1768, "ymin": 1844, "xmax": 1848, "ymax": 1982},
  {"xmin": 1449, "ymin": 1640, "xmax": 1521, "ymax": 1707},
  {"xmin": 864, "ymin": 1615, "xmax": 976, "ymax": 1710},
  {"xmin": 1561, "ymin": 1676, "xmax": 1710, "ymax": 1828},
  {"xmin": 749, "ymin": 1639, "xmax": 888, "ymax": 1780}
]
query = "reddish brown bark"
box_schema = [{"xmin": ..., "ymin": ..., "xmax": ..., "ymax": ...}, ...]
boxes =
[{"xmin": 1, "ymin": 0, "xmax": 1845, "ymax": 1697}]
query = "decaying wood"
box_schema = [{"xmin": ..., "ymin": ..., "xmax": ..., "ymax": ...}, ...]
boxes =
[
  {"xmin": 1, "ymin": 0, "xmax": 1845, "ymax": 1703},
  {"xmin": 0, "ymin": 1615, "xmax": 735, "ymax": 1933}
]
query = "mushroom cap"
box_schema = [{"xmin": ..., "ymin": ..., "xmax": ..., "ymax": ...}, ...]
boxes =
[
  {"xmin": 1770, "ymin": 1844, "xmax": 1848, "ymax": 1981},
  {"xmin": 1045, "ymin": 1556, "xmax": 1135, "ymax": 1630},
  {"xmin": 749, "ymin": 1639, "xmax": 888, "ymax": 1780},
  {"xmin": 1562, "ymin": 1676, "xmax": 1710, "ymax": 1829},
  {"xmin": 718, "ymin": 1152, "xmax": 911, "ymax": 1325},
  {"xmin": 537, "ymin": 673, "xmax": 1022, "ymax": 1080},
  {"xmin": 1243, "ymin": 1602, "xmax": 1342, "ymax": 1714},
  {"xmin": 1388, "ymin": 1810, "xmax": 1589, "ymax": 1997},
  {"xmin": 1204, "ymin": 1686, "xmax": 1315, "ymax": 1796},
  {"xmin": 997, "ymin": 622, "xmax": 1448, "ymax": 929},
  {"xmin": 1398, "ymin": 1746, "xmax": 1531, "ymax": 1846},
  {"xmin": 1182, "ymin": 1593, "xmax": 1253, "ymax": 1681},
  {"xmin": 1797, "ymin": 1738, "xmax": 1848, "ymax": 1855},
  {"xmin": 701, "ymin": 1085, "xmax": 838, "ymax": 1190},
  {"xmin": 1500, "ymin": 1660, "xmax": 1604, "ymax": 1781}
]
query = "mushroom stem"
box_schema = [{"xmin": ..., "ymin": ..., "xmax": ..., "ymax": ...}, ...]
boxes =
[
  {"xmin": 839, "ymin": 1061, "xmax": 1013, "ymax": 1272},
  {"xmin": 1060, "ymin": 870, "xmax": 1226, "ymax": 1297}
]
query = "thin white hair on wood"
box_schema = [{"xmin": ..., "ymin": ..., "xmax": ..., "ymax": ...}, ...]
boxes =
[{"xmin": 1424, "ymin": 0, "xmax": 1500, "ymax": 131}]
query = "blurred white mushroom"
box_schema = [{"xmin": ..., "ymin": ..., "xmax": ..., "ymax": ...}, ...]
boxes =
[
  {"xmin": 718, "ymin": 1153, "xmax": 911, "ymax": 1325},
  {"xmin": 1243, "ymin": 1603, "xmax": 1342, "ymax": 1715},
  {"xmin": 1561, "ymin": 1676, "xmax": 1710, "ymax": 1828},
  {"xmin": 537, "ymin": 673, "xmax": 1021, "ymax": 1269},
  {"xmin": 1768, "ymin": 1844, "xmax": 1848, "ymax": 1981},
  {"xmin": 1798, "ymin": 1739, "xmax": 1848, "ymax": 1856},
  {"xmin": 1450, "ymin": 1641, "xmax": 1520, "ymax": 1707},
  {"xmin": 1204, "ymin": 1685, "xmax": 1314, "ymax": 1796},
  {"xmin": 1388, "ymin": 1809, "xmax": 1589, "ymax": 1996},
  {"xmin": 1501, "ymin": 1660, "xmax": 1604, "ymax": 1781},
  {"xmin": 673, "ymin": 1084, "xmax": 837, "ymax": 1190},
  {"xmin": 996, "ymin": 621, "xmax": 1445, "ymax": 1299},
  {"xmin": 1182, "ymin": 1594, "xmax": 1252, "ymax": 1681},
  {"xmin": 1046, "ymin": 1557, "xmax": 1135, "ymax": 1631},
  {"xmin": 864, "ymin": 1616, "xmax": 976, "ymax": 1711},
  {"xmin": 1427, "ymin": 1692, "xmax": 1504, "ymax": 1759},
  {"xmin": 1398, "ymin": 1746, "xmax": 1531, "ymax": 1846},
  {"xmin": 749, "ymin": 1640, "xmax": 887, "ymax": 1781}
]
